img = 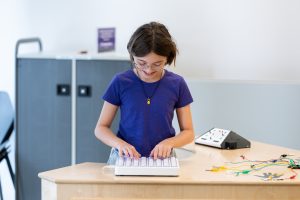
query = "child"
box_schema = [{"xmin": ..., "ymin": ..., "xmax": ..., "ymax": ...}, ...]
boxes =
[{"xmin": 94, "ymin": 22, "xmax": 194, "ymax": 164}]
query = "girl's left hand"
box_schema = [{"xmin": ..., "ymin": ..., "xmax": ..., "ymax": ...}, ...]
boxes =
[{"xmin": 150, "ymin": 139, "xmax": 173, "ymax": 160}]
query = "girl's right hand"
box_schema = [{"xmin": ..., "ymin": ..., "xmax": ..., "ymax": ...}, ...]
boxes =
[{"xmin": 116, "ymin": 141, "xmax": 140, "ymax": 159}]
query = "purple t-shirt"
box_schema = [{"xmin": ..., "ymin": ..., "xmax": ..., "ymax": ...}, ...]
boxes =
[{"xmin": 103, "ymin": 69, "xmax": 193, "ymax": 156}]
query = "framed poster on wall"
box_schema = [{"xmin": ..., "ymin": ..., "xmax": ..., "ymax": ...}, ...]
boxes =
[{"xmin": 97, "ymin": 27, "xmax": 115, "ymax": 52}]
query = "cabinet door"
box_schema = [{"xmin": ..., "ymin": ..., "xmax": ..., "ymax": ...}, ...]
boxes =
[
  {"xmin": 17, "ymin": 58, "xmax": 72, "ymax": 200},
  {"xmin": 76, "ymin": 60, "xmax": 131, "ymax": 163}
]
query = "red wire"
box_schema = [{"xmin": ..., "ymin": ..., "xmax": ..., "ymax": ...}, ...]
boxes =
[{"xmin": 290, "ymin": 168, "xmax": 298, "ymax": 179}]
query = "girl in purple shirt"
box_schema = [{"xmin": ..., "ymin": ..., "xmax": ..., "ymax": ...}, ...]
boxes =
[{"xmin": 95, "ymin": 22, "xmax": 194, "ymax": 162}]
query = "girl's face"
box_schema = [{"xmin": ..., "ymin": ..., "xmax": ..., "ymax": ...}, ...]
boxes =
[{"xmin": 133, "ymin": 52, "xmax": 167, "ymax": 82}]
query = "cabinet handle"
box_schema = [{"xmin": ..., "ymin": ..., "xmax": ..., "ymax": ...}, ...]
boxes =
[
  {"xmin": 77, "ymin": 85, "xmax": 91, "ymax": 97},
  {"xmin": 57, "ymin": 84, "xmax": 70, "ymax": 96}
]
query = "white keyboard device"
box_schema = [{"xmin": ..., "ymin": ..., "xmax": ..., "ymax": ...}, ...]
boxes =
[
  {"xmin": 195, "ymin": 128, "xmax": 230, "ymax": 148},
  {"xmin": 115, "ymin": 156, "xmax": 180, "ymax": 176},
  {"xmin": 195, "ymin": 128, "xmax": 251, "ymax": 149}
]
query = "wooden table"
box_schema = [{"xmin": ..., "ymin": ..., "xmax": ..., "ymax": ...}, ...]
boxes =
[{"xmin": 39, "ymin": 141, "xmax": 300, "ymax": 200}]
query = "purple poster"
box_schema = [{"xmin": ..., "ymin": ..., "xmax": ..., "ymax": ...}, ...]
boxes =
[{"xmin": 97, "ymin": 28, "xmax": 115, "ymax": 52}]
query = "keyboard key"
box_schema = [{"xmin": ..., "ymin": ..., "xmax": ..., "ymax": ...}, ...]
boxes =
[
  {"xmin": 133, "ymin": 158, "xmax": 139, "ymax": 166},
  {"xmin": 125, "ymin": 157, "xmax": 132, "ymax": 166},
  {"xmin": 141, "ymin": 157, "xmax": 147, "ymax": 167},
  {"xmin": 156, "ymin": 159, "xmax": 162, "ymax": 167},
  {"xmin": 171, "ymin": 157, "xmax": 177, "ymax": 167},
  {"xmin": 163, "ymin": 158, "xmax": 170, "ymax": 166},
  {"xmin": 117, "ymin": 157, "xmax": 124, "ymax": 166},
  {"xmin": 148, "ymin": 158, "xmax": 154, "ymax": 166}
]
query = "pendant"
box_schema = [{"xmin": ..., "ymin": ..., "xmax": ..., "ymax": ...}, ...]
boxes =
[{"xmin": 147, "ymin": 98, "xmax": 151, "ymax": 105}]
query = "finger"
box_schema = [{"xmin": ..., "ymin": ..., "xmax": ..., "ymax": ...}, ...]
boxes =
[
  {"xmin": 133, "ymin": 149, "xmax": 141, "ymax": 159},
  {"xmin": 118, "ymin": 151, "xmax": 123, "ymax": 157},
  {"xmin": 127, "ymin": 147, "xmax": 134, "ymax": 158},
  {"xmin": 166, "ymin": 147, "xmax": 172, "ymax": 157},
  {"xmin": 150, "ymin": 150, "xmax": 154, "ymax": 157},
  {"xmin": 162, "ymin": 147, "xmax": 166, "ymax": 158},
  {"xmin": 158, "ymin": 147, "xmax": 163, "ymax": 159},
  {"xmin": 136, "ymin": 153, "xmax": 141, "ymax": 159},
  {"xmin": 128, "ymin": 146, "xmax": 139, "ymax": 158},
  {"xmin": 153, "ymin": 148, "xmax": 158, "ymax": 160},
  {"xmin": 123, "ymin": 148, "xmax": 129, "ymax": 157},
  {"xmin": 118, "ymin": 148, "xmax": 123, "ymax": 157},
  {"xmin": 162, "ymin": 148, "xmax": 168, "ymax": 158}
]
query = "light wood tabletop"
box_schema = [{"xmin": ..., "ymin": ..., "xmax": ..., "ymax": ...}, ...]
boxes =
[{"xmin": 39, "ymin": 141, "xmax": 300, "ymax": 200}]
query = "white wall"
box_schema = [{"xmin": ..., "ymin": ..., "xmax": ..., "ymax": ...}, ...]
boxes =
[
  {"xmin": 19, "ymin": 0, "xmax": 300, "ymax": 82},
  {"xmin": 1, "ymin": 1, "xmax": 23, "ymax": 101},
  {"xmin": 0, "ymin": 1, "xmax": 31, "ymax": 199},
  {"xmin": 0, "ymin": 0, "xmax": 300, "ymax": 98},
  {"xmin": 2, "ymin": 0, "xmax": 300, "ymax": 99}
]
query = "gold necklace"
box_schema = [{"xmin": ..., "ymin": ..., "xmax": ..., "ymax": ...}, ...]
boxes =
[{"xmin": 136, "ymin": 69, "xmax": 164, "ymax": 105}]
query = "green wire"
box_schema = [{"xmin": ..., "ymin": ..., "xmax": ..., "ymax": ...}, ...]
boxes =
[{"xmin": 289, "ymin": 159, "xmax": 295, "ymax": 167}]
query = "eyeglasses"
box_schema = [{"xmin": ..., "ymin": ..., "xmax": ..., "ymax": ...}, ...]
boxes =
[{"xmin": 133, "ymin": 62, "xmax": 165, "ymax": 71}]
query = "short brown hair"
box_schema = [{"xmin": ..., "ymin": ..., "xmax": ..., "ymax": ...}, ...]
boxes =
[{"xmin": 127, "ymin": 22, "xmax": 178, "ymax": 65}]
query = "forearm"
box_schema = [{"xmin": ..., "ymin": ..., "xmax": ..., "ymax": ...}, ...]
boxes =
[
  {"xmin": 95, "ymin": 125, "xmax": 141, "ymax": 158},
  {"xmin": 94, "ymin": 126, "xmax": 123, "ymax": 149},
  {"xmin": 150, "ymin": 129, "xmax": 194, "ymax": 159},
  {"xmin": 167, "ymin": 129, "xmax": 195, "ymax": 148}
]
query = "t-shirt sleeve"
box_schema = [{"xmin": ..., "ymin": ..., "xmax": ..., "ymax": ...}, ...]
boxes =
[
  {"xmin": 102, "ymin": 75, "xmax": 121, "ymax": 106},
  {"xmin": 175, "ymin": 78, "xmax": 193, "ymax": 108}
]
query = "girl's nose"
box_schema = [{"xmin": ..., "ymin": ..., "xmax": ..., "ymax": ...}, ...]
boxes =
[{"xmin": 144, "ymin": 66, "xmax": 154, "ymax": 73}]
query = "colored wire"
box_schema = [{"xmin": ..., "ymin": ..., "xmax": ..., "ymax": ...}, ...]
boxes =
[{"xmin": 207, "ymin": 154, "xmax": 299, "ymax": 180}]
